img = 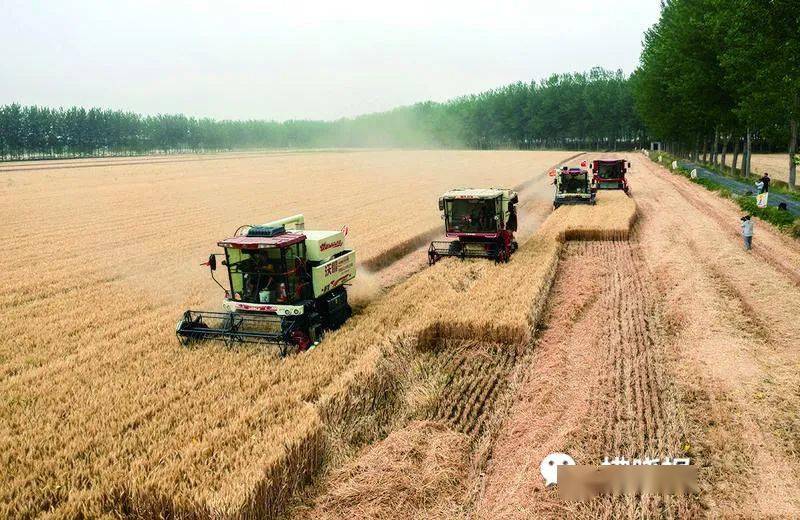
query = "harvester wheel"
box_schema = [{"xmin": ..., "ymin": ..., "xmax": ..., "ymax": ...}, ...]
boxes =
[{"xmin": 290, "ymin": 330, "xmax": 312, "ymax": 352}]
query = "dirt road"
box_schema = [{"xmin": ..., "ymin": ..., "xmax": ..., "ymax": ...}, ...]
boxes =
[{"xmin": 474, "ymin": 153, "xmax": 800, "ymax": 518}]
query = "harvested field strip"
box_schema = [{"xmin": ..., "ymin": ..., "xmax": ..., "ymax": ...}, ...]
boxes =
[
  {"xmin": 574, "ymin": 241, "xmax": 695, "ymax": 518},
  {"xmin": 474, "ymin": 240, "xmax": 699, "ymax": 519},
  {"xmin": 293, "ymin": 337, "xmax": 529, "ymax": 519},
  {"xmin": 635, "ymin": 153, "xmax": 800, "ymax": 515},
  {"xmin": 431, "ymin": 344, "xmax": 519, "ymax": 436},
  {"xmin": 296, "ymin": 421, "xmax": 473, "ymax": 520}
]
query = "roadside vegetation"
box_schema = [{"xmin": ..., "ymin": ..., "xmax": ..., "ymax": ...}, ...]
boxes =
[
  {"xmin": 655, "ymin": 151, "xmax": 800, "ymax": 237},
  {"xmin": 632, "ymin": 0, "xmax": 799, "ymax": 189}
]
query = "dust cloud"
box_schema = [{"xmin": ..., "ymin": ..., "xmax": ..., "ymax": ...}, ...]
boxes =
[{"xmin": 348, "ymin": 266, "xmax": 383, "ymax": 309}]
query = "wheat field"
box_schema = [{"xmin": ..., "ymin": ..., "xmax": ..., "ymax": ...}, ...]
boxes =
[
  {"xmin": 1, "ymin": 150, "xmax": 581, "ymax": 518},
  {"xmin": 749, "ymin": 153, "xmax": 796, "ymax": 183}
]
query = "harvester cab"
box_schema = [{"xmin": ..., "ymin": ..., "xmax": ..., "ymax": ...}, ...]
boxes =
[
  {"xmin": 176, "ymin": 214, "xmax": 355, "ymax": 355},
  {"xmin": 553, "ymin": 166, "xmax": 596, "ymax": 208},
  {"xmin": 428, "ymin": 188, "xmax": 519, "ymax": 265},
  {"xmin": 590, "ymin": 159, "xmax": 631, "ymax": 193}
]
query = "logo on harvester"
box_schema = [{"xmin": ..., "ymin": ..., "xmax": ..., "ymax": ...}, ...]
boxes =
[{"xmin": 320, "ymin": 240, "xmax": 343, "ymax": 251}]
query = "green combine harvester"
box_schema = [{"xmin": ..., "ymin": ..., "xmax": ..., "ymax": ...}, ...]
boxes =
[
  {"xmin": 552, "ymin": 166, "xmax": 597, "ymax": 208},
  {"xmin": 176, "ymin": 214, "xmax": 355, "ymax": 354}
]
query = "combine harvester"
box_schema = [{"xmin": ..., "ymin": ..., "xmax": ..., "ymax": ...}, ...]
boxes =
[
  {"xmin": 590, "ymin": 159, "xmax": 631, "ymax": 194},
  {"xmin": 552, "ymin": 165, "xmax": 597, "ymax": 208},
  {"xmin": 428, "ymin": 188, "xmax": 519, "ymax": 265},
  {"xmin": 176, "ymin": 215, "xmax": 355, "ymax": 354}
]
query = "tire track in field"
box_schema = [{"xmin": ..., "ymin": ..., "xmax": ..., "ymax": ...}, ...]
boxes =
[{"xmin": 475, "ymin": 239, "xmax": 699, "ymax": 519}]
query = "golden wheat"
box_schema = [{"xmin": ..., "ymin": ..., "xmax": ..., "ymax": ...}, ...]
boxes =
[
  {"xmin": 1, "ymin": 150, "xmax": 580, "ymax": 518},
  {"xmin": 749, "ymin": 153, "xmax": 796, "ymax": 184},
  {"xmin": 299, "ymin": 420, "xmax": 471, "ymax": 520}
]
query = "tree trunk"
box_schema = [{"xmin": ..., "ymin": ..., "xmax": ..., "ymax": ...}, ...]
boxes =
[
  {"xmin": 701, "ymin": 139, "xmax": 708, "ymax": 162},
  {"xmin": 731, "ymin": 137, "xmax": 740, "ymax": 176},
  {"xmin": 712, "ymin": 128, "xmax": 719, "ymax": 167},
  {"xmin": 745, "ymin": 127, "xmax": 752, "ymax": 177},
  {"xmin": 721, "ymin": 135, "xmax": 730, "ymax": 169},
  {"xmin": 789, "ymin": 97, "xmax": 798, "ymax": 188},
  {"xmin": 694, "ymin": 135, "xmax": 700, "ymax": 162}
]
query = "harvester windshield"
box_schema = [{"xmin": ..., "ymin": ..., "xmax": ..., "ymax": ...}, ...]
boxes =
[
  {"xmin": 597, "ymin": 162, "xmax": 624, "ymax": 179},
  {"xmin": 445, "ymin": 198, "xmax": 498, "ymax": 234},
  {"xmin": 225, "ymin": 244, "xmax": 307, "ymax": 304},
  {"xmin": 558, "ymin": 172, "xmax": 590, "ymax": 193}
]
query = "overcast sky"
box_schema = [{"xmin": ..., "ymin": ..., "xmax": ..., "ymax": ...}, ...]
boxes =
[{"xmin": 2, "ymin": 0, "xmax": 661, "ymax": 121}]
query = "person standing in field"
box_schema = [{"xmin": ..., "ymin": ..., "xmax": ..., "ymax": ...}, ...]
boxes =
[
  {"xmin": 758, "ymin": 172, "xmax": 771, "ymax": 193},
  {"xmin": 740, "ymin": 215, "xmax": 754, "ymax": 251}
]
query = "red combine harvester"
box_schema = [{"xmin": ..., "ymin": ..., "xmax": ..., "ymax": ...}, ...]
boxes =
[{"xmin": 590, "ymin": 159, "xmax": 631, "ymax": 194}]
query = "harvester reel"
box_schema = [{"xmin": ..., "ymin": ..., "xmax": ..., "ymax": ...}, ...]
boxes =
[{"xmin": 175, "ymin": 312, "xmax": 209, "ymax": 348}]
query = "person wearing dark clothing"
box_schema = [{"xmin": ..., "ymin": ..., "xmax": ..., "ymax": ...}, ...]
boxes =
[{"xmin": 758, "ymin": 173, "xmax": 771, "ymax": 193}]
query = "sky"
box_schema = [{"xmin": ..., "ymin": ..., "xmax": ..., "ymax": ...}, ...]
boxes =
[{"xmin": 1, "ymin": 0, "xmax": 661, "ymax": 121}]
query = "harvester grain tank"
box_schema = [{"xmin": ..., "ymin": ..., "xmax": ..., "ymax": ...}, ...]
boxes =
[
  {"xmin": 176, "ymin": 214, "xmax": 355, "ymax": 354},
  {"xmin": 428, "ymin": 187, "xmax": 519, "ymax": 265},
  {"xmin": 590, "ymin": 159, "xmax": 631, "ymax": 193},
  {"xmin": 552, "ymin": 166, "xmax": 596, "ymax": 208}
]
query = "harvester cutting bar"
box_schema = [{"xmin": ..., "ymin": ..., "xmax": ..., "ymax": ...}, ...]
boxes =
[
  {"xmin": 176, "ymin": 310, "xmax": 294, "ymax": 354},
  {"xmin": 428, "ymin": 240, "xmax": 504, "ymax": 265}
]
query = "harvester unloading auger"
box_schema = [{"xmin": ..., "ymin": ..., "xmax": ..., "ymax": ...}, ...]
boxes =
[
  {"xmin": 428, "ymin": 188, "xmax": 519, "ymax": 265},
  {"xmin": 176, "ymin": 215, "xmax": 355, "ymax": 355}
]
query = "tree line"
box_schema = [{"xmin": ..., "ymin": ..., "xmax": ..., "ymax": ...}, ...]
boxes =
[
  {"xmin": 0, "ymin": 68, "xmax": 643, "ymax": 160},
  {"xmin": 632, "ymin": 0, "xmax": 799, "ymax": 187}
]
